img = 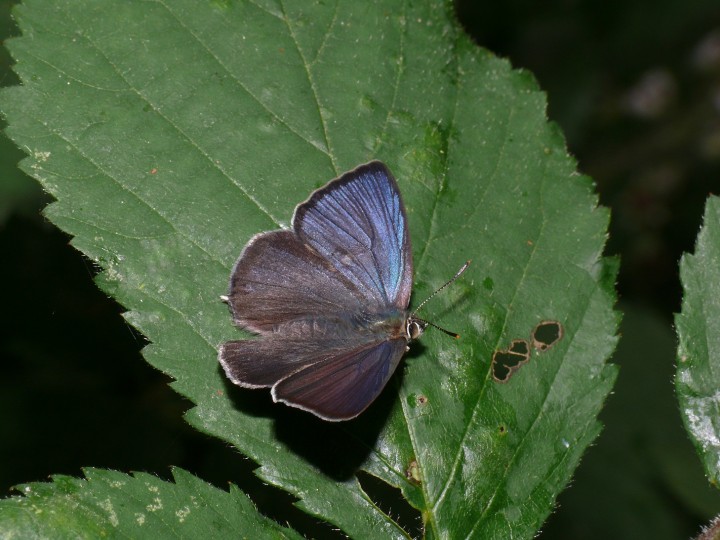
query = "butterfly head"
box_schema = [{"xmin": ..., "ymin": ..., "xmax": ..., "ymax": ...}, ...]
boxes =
[{"xmin": 406, "ymin": 316, "xmax": 429, "ymax": 341}]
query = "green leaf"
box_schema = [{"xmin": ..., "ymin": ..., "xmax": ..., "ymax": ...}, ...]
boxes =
[
  {"xmin": 676, "ymin": 195, "xmax": 720, "ymax": 488},
  {"xmin": 0, "ymin": 467, "xmax": 302, "ymax": 538},
  {"xmin": 1, "ymin": 0, "xmax": 618, "ymax": 537}
]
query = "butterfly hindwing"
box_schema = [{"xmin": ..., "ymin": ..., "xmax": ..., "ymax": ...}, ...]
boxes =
[
  {"xmin": 272, "ymin": 339, "xmax": 408, "ymax": 421},
  {"xmin": 221, "ymin": 334, "xmax": 407, "ymax": 420}
]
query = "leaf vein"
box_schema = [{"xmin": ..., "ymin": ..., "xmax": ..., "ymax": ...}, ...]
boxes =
[
  {"xmin": 279, "ymin": 0, "xmax": 338, "ymax": 175},
  {"xmin": 371, "ymin": 5, "xmax": 407, "ymax": 157},
  {"xmin": 308, "ymin": 1, "xmax": 340, "ymax": 67},
  {"xmin": 430, "ymin": 103, "xmax": 527, "ymax": 514}
]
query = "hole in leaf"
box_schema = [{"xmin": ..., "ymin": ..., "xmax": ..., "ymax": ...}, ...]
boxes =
[
  {"xmin": 531, "ymin": 320, "xmax": 563, "ymax": 351},
  {"xmin": 492, "ymin": 339, "xmax": 530, "ymax": 383},
  {"xmin": 356, "ymin": 471, "xmax": 423, "ymax": 538}
]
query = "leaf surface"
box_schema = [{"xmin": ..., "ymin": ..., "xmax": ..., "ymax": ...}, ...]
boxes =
[
  {"xmin": 1, "ymin": 1, "xmax": 618, "ymax": 537},
  {"xmin": 0, "ymin": 468, "xmax": 301, "ymax": 539}
]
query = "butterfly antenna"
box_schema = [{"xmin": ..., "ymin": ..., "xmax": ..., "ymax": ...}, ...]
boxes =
[
  {"xmin": 411, "ymin": 260, "xmax": 471, "ymax": 338},
  {"xmin": 414, "ymin": 317, "xmax": 462, "ymax": 339},
  {"xmin": 412, "ymin": 260, "xmax": 471, "ymax": 315}
]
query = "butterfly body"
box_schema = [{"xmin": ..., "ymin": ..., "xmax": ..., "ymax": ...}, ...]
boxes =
[{"xmin": 219, "ymin": 161, "xmax": 423, "ymax": 421}]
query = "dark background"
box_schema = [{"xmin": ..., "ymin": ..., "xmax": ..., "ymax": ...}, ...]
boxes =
[{"xmin": 2, "ymin": 1, "xmax": 720, "ymax": 538}]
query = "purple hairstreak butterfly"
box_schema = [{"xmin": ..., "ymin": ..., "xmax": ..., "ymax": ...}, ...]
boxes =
[{"xmin": 219, "ymin": 161, "xmax": 469, "ymax": 421}]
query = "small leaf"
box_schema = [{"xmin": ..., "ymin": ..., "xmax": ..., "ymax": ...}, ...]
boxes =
[
  {"xmin": 1, "ymin": 0, "xmax": 619, "ymax": 537},
  {"xmin": 676, "ymin": 195, "xmax": 720, "ymax": 487},
  {"xmin": 0, "ymin": 468, "xmax": 302, "ymax": 538}
]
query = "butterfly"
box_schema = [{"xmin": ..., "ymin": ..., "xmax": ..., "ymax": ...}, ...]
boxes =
[{"xmin": 219, "ymin": 161, "xmax": 467, "ymax": 421}]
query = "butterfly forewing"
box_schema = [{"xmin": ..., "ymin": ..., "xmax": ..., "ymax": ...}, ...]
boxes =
[{"xmin": 294, "ymin": 161, "xmax": 413, "ymax": 310}]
